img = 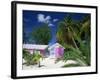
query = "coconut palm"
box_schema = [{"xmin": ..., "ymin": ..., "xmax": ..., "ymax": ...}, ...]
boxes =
[
  {"xmin": 57, "ymin": 16, "xmax": 80, "ymax": 49},
  {"xmin": 56, "ymin": 15, "xmax": 91, "ymax": 67},
  {"xmin": 32, "ymin": 50, "xmax": 43, "ymax": 67}
]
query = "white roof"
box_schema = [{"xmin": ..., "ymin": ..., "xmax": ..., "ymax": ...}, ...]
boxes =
[
  {"xmin": 23, "ymin": 44, "xmax": 48, "ymax": 50},
  {"xmin": 48, "ymin": 43, "xmax": 64, "ymax": 50}
]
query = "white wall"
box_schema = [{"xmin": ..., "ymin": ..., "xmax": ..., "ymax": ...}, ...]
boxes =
[{"xmin": 0, "ymin": 0, "xmax": 99, "ymax": 80}]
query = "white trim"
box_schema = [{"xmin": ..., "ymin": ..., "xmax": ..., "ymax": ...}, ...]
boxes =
[
  {"xmin": 23, "ymin": 44, "xmax": 48, "ymax": 50},
  {"xmin": 48, "ymin": 43, "xmax": 65, "ymax": 50}
]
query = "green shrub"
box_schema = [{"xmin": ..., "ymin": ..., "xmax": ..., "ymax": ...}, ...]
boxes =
[{"xmin": 23, "ymin": 49, "xmax": 43, "ymax": 66}]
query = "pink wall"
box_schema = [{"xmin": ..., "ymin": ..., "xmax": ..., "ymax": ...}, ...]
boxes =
[
  {"xmin": 55, "ymin": 47, "xmax": 64, "ymax": 58},
  {"xmin": 25, "ymin": 49, "xmax": 45, "ymax": 56}
]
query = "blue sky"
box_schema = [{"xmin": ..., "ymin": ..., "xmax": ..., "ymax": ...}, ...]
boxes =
[{"xmin": 23, "ymin": 10, "xmax": 89, "ymax": 45}]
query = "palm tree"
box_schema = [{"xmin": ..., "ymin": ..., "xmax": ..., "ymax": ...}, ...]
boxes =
[
  {"xmin": 57, "ymin": 16, "xmax": 79, "ymax": 49},
  {"xmin": 32, "ymin": 51, "xmax": 43, "ymax": 67},
  {"xmin": 78, "ymin": 15, "xmax": 91, "ymax": 65},
  {"xmin": 56, "ymin": 15, "xmax": 91, "ymax": 66}
]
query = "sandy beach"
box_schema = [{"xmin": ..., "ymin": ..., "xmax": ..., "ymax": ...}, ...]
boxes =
[{"xmin": 23, "ymin": 58, "xmax": 77, "ymax": 70}]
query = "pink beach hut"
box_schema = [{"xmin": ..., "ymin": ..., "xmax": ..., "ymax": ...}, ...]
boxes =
[
  {"xmin": 23, "ymin": 44, "xmax": 48, "ymax": 56},
  {"xmin": 48, "ymin": 43, "xmax": 65, "ymax": 58},
  {"xmin": 55, "ymin": 46, "xmax": 64, "ymax": 58}
]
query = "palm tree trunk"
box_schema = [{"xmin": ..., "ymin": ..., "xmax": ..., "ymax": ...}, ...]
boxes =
[
  {"xmin": 38, "ymin": 61, "xmax": 41, "ymax": 67},
  {"xmin": 68, "ymin": 27, "xmax": 79, "ymax": 49}
]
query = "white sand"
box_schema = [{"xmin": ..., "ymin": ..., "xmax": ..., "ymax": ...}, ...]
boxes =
[{"xmin": 23, "ymin": 58, "xmax": 77, "ymax": 70}]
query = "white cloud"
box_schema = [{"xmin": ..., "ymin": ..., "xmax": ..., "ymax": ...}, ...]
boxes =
[
  {"xmin": 53, "ymin": 19, "xmax": 58, "ymax": 22},
  {"xmin": 48, "ymin": 23, "xmax": 54, "ymax": 27},
  {"xmin": 37, "ymin": 14, "xmax": 58, "ymax": 27},
  {"xmin": 45, "ymin": 16, "xmax": 51, "ymax": 21},
  {"xmin": 37, "ymin": 14, "xmax": 51, "ymax": 24},
  {"xmin": 38, "ymin": 14, "xmax": 45, "ymax": 22}
]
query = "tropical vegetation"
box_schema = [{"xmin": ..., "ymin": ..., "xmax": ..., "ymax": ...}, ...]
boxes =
[
  {"xmin": 31, "ymin": 24, "xmax": 52, "ymax": 45},
  {"xmin": 23, "ymin": 49, "xmax": 43, "ymax": 67},
  {"xmin": 23, "ymin": 14, "xmax": 91, "ymax": 68},
  {"xmin": 56, "ymin": 15, "xmax": 91, "ymax": 67}
]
